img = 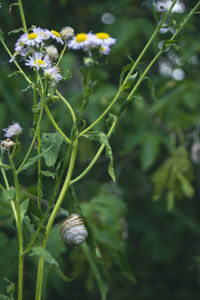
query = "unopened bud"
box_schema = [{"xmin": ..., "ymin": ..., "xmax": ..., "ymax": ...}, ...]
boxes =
[
  {"xmin": 83, "ymin": 57, "xmax": 94, "ymax": 67},
  {"xmin": 46, "ymin": 45, "xmax": 58, "ymax": 60},
  {"xmin": 60, "ymin": 26, "xmax": 74, "ymax": 42}
]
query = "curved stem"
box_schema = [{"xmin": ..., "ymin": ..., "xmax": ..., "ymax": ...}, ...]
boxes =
[
  {"xmin": 56, "ymin": 90, "xmax": 76, "ymax": 123},
  {"xmin": 17, "ymin": 103, "xmax": 44, "ymax": 174},
  {"xmin": 35, "ymin": 138, "xmax": 78, "ymax": 300},
  {"xmin": 70, "ymin": 116, "xmax": 117, "ymax": 185},
  {"xmin": 56, "ymin": 44, "xmax": 67, "ymax": 66},
  {"xmin": 78, "ymin": 0, "xmax": 178, "ymax": 137},
  {"xmin": 44, "ymin": 101, "xmax": 71, "ymax": 144},
  {"xmin": 18, "ymin": 0, "xmax": 28, "ymax": 33},
  {"xmin": 9, "ymin": 154, "xmax": 24, "ymax": 300}
]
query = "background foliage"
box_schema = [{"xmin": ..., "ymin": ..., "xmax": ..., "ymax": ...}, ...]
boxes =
[{"xmin": 1, "ymin": 0, "xmax": 200, "ymax": 299}]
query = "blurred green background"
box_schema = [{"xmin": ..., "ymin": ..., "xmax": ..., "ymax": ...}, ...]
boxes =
[{"xmin": 1, "ymin": 0, "xmax": 200, "ymax": 299}]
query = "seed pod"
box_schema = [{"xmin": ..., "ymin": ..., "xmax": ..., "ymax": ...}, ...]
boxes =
[{"xmin": 60, "ymin": 214, "xmax": 88, "ymax": 246}]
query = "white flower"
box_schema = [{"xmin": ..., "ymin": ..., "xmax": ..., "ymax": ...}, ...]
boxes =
[
  {"xmin": 99, "ymin": 45, "xmax": 111, "ymax": 55},
  {"xmin": 3, "ymin": 122, "xmax": 22, "ymax": 138},
  {"xmin": 15, "ymin": 36, "xmax": 26, "ymax": 52},
  {"xmin": 19, "ymin": 32, "xmax": 44, "ymax": 47},
  {"xmin": 9, "ymin": 51, "xmax": 19, "ymax": 63},
  {"xmin": 1, "ymin": 139, "xmax": 15, "ymax": 149},
  {"xmin": 25, "ymin": 52, "xmax": 52, "ymax": 70},
  {"xmin": 50, "ymin": 30, "xmax": 64, "ymax": 44},
  {"xmin": 68, "ymin": 32, "xmax": 100, "ymax": 51},
  {"xmin": 44, "ymin": 67, "xmax": 62, "ymax": 84},
  {"xmin": 33, "ymin": 27, "xmax": 51, "ymax": 41},
  {"xmin": 96, "ymin": 32, "xmax": 116, "ymax": 47}
]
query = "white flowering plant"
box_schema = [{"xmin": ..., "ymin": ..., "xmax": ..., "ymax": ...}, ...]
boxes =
[{"xmin": 0, "ymin": 0, "xmax": 200, "ymax": 299}]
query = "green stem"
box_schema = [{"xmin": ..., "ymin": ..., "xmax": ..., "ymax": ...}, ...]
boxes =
[
  {"xmin": 82, "ymin": 243, "xmax": 106, "ymax": 300},
  {"xmin": 78, "ymin": 0, "xmax": 178, "ymax": 137},
  {"xmin": 43, "ymin": 101, "xmax": 71, "ymax": 144},
  {"xmin": 56, "ymin": 44, "xmax": 67, "ymax": 66},
  {"xmin": 0, "ymin": 37, "xmax": 32, "ymax": 85},
  {"xmin": 35, "ymin": 138, "xmax": 78, "ymax": 300},
  {"xmin": 70, "ymin": 116, "xmax": 117, "ymax": 185},
  {"xmin": 9, "ymin": 154, "xmax": 24, "ymax": 300},
  {"xmin": 17, "ymin": 103, "xmax": 44, "ymax": 174},
  {"xmin": 37, "ymin": 128, "xmax": 42, "ymax": 209},
  {"xmin": 18, "ymin": 0, "xmax": 28, "ymax": 33},
  {"xmin": 56, "ymin": 90, "xmax": 76, "ymax": 123}
]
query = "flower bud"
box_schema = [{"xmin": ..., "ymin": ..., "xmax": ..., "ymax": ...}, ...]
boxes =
[
  {"xmin": 46, "ymin": 45, "xmax": 58, "ymax": 60},
  {"xmin": 60, "ymin": 26, "xmax": 74, "ymax": 42},
  {"xmin": 1, "ymin": 139, "xmax": 15, "ymax": 149},
  {"xmin": 83, "ymin": 57, "xmax": 94, "ymax": 67}
]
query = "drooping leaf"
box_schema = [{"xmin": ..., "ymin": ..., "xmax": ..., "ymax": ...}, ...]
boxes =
[
  {"xmin": 32, "ymin": 246, "xmax": 72, "ymax": 282},
  {"xmin": 84, "ymin": 131, "xmax": 115, "ymax": 182},
  {"xmin": 42, "ymin": 133, "xmax": 64, "ymax": 167},
  {"xmin": 19, "ymin": 146, "xmax": 52, "ymax": 172}
]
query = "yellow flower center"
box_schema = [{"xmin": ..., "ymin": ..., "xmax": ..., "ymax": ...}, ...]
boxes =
[
  {"xmin": 76, "ymin": 33, "xmax": 87, "ymax": 43},
  {"xmin": 34, "ymin": 59, "xmax": 44, "ymax": 66},
  {"xmin": 51, "ymin": 30, "xmax": 60, "ymax": 38},
  {"xmin": 96, "ymin": 32, "xmax": 109, "ymax": 40},
  {"xmin": 19, "ymin": 41, "xmax": 24, "ymax": 46},
  {"xmin": 28, "ymin": 33, "xmax": 38, "ymax": 40}
]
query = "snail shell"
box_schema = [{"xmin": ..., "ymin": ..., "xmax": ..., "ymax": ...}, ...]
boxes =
[{"xmin": 60, "ymin": 214, "xmax": 88, "ymax": 246}]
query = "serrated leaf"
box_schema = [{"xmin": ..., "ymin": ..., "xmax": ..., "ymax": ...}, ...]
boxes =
[
  {"xmin": 41, "ymin": 170, "xmax": 55, "ymax": 179},
  {"xmin": 19, "ymin": 146, "xmax": 52, "ymax": 172},
  {"xmin": 20, "ymin": 198, "xmax": 30, "ymax": 223},
  {"xmin": 42, "ymin": 133, "xmax": 64, "ymax": 167},
  {"xmin": 84, "ymin": 131, "xmax": 115, "ymax": 182}
]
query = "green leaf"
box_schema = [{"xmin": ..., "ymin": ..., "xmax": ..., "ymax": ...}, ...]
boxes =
[
  {"xmin": 29, "ymin": 199, "xmax": 44, "ymax": 220},
  {"xmin": 84, "ymin": 131, "xmax": 115, "ymax": 182},
  {"xmin": 42, "ymin": 133, "xmax": 64, "ymax": 167},
  {"xmin": 119, "ymin": 63, "xmax": 133, "ymax": 87},
  {"xmin": 140, "ymin": 134, "xmax": 160, "ymax": 171},
  {"xmin": 176, "ymin": 171, "xmax": 194, "ymax": 198},
  {"xmin": 0, "ymin": 163, "xmax": 11, "ymax": 170},
  {"xmin": 2, "ymin": 188, "xmax": 15, "ymax": 201},
  {"xmin": 41, "ymin": 170, "xmax": 55, "ymax": 179},
  {"xmin": 19, "ymin": 146, "xmax": 52, "ymax": 172},
  {"xmin": 8, "ymin": 28, "xmax": 24, "ymax": 35},
  {"xmin": 32, "ymin": 246, "xmax": 72, "ymax": 282},
  {"xmin": 20, "ymin": 198, "xmax": 30, "ymax": 223}
]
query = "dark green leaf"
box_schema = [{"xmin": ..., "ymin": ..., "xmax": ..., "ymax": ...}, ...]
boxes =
[
  {"xmin": 84, "ymin": 131, "xmax": 115, "ymax": 182},
  {"xmin": 42, "ymin": 133, "xmax": 64, "ymax": 167},
  {"xmin": 19, "ymin": 146, "xmax": 52, "ymax": 172},
  {"xmin": 20, "ymin": 198, "xmax": 30, "ymax": 223}
]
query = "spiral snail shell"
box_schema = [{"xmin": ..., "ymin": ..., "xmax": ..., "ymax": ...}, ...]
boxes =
[{"xmin": 60, "ymin": 214, "xmax": 88, "ymax": 246}]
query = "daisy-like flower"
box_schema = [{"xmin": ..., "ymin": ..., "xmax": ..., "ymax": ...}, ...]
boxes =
[
  {"xmin": 44, "ymin": 67, "xmax": 62, "ymax": 84},
  {"xmin": 96, "ymin": 32, "xmax": 116, "ymax": 47},
  {"xmin": 3, "ymin": 122, "xmax": 22, "ymax": 138},
  {"xmin": 60, "ymin": 26, "xmax": 74, "ymax": 42},
  {"xmin": 15, "ymin": 36, "xmax": 26, "ymax": 52},
  {"xmin": 19, "ymin": 32, "xmax": 44, "ymax": 47},
  {"xmin": 1, "ymin": 139, "xmax": 15, "ymax": 149},
  {"xmin": 33, "ymin": 27, "xmax": 51, "ymax": 41},
  {"xmin": 50, "ymin": 30, "xmax": 64, "ymax": 44},
  {"xmin": 99, "ymin": 44, "xmax": 111, "ymax": 55},
  {"xmin": 25, "ymin": 52, "xmax": 52, "ymax": 70},
  {"xmin": 68, "ymin": 32, "xmax": 100, "ymax": 51}
]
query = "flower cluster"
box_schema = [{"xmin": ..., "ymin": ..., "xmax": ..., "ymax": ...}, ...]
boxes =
[
  {"xmin": 68, "ymin": 32, "xmax": 116, "ymax": 55},
  {"xmin": 9, "ymin": 27, "xmax": 116, "ymax": 84}
]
